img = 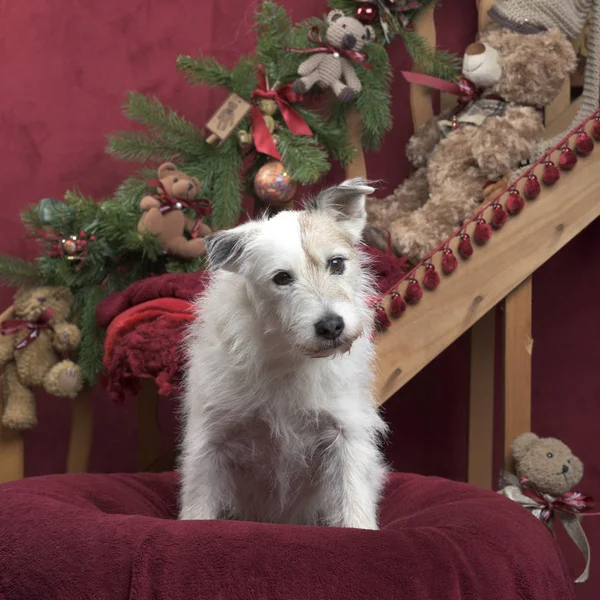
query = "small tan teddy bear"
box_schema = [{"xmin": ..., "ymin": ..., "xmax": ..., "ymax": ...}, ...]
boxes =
[
  {"xmin": 292, "ymin": 10, "xmax": 374, "ymax": 102},
  {"xmin": 138, "ymin": 162, "xmax": 212, "ymax": 259},
  {"xmin": 0, "ymin": 286, "xmax": 83, "ymax": 430},
  {"xmin": 365, "ymin": 26, "xmax": 576, "ymax": 262}
]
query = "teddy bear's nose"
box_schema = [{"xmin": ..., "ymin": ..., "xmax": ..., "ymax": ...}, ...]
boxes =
[
  {"xmin": 562, "ymin": 464, "xmax": 569, "ymax": 474},
  {"xmin": 465, "ymin": 42, "xmax": 485, "ymax": 56},
  {"xmin": 341, "ymin": 34, "xmax": 356, "ymax": 50}
]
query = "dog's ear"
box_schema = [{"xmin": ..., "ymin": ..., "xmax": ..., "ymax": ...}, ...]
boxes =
[
  {"xmin": 205, "ymin": 229, "xmax": 247, "ymax": 272},
  {"xmin": 306, "ymin": 178, "xmax": 375, "ymax": 244}
]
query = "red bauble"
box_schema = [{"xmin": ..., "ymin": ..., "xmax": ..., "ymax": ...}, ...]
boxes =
[
  {"xmin": 491, "ymin": 204, "xmax": 508, "ymax": 229},
  {"xmin": 441, "ymin": 249, "xmax": 458, "ymax": 274},
  {"xmin": 405, "ymin": 279, "xmax": 423, "ymax": 304},
  {"xmin": 542, "ymin": 161, "xmax": 560, "ymax": 185},
  {"xmin": 559, "ymin": 147, "xmax": 577, "ymax": 170},
  {"xmin": 355, "ymin": 2, "xmax": 379, "ymax": 24},
  {"xmin": 506, "ymin": 190, "xmax": 524, "ymax": 215},
  {"xmin": 458, "ymin": 234, "xmax": 474, "ymax": 258},
  {"xmin": 474, "ymin": 219, "xmax": 492, "ymax": 245},
  {"xmin": 523, "ymin": 175, "xmax": 540, "ymax": 199},
  {"xmin": 576, "ymin": 132, "xmax": 594, "ymax": 156},
  {"xmin": 423, "ymin": 264, "xmax": 440, "ymax": 290},
  {"xmin": 592, "ymin": 117, "xmax": 600, "ymax": 141},
  {"xmin": 375, "ymin": 305, "xmax": 391, "ymax": 330},
  {"xmin": 390, "ymin": 292, "xmax": 407, "ymax": 318}
]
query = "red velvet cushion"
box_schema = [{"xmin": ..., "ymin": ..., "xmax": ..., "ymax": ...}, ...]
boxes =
[{"xmin": 0, "ymin": 472, "xmax": 574, "ymax": 600}]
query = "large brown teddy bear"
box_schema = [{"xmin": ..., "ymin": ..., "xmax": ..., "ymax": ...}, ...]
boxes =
[
  {"xmin": 139, "ymin": 162, "xmax": 212, "ymax": 259},
  {"xmin": 365, "ymin": 26, "xmax": 577, "ymax": 262},
  {"xmin": 0, "ymin": 286, "xmax": 83, "ymax": 430}
]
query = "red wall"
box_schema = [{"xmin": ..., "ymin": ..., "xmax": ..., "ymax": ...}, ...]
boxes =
[{"xmin": 1, "ymin": 1, "xmax": 599, "ymax": 597}]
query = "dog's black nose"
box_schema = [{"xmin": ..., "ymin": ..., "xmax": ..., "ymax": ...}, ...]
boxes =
[
  {"xmin": 341, "ymin": 34, "xmax": 356, "ymax": 50},
  {"xmin": 315, "ymin": 315, "xmax": 345, "ymax": 340},
  {"xmin": 562, "ymin": 464, "xmax": 569, "ymax": 474}
]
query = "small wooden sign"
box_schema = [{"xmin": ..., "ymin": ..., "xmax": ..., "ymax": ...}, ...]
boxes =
[{"xmin": 205, "ymin": 93, "xmax": 252, "ymax": 142}]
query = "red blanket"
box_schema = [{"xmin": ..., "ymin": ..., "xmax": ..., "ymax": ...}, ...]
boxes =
[
  {"xmin": 97, "ymin": 247, "xmax": 410, "ymax": 402},
  {"xmin": 0, "ymin": 471, "xmax": 574, "ymax": 600}
]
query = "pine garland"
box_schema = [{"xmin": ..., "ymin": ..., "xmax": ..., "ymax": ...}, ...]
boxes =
[{"xmin": 0, "ymin": 256, "xmax": 40, "ymax": 288}]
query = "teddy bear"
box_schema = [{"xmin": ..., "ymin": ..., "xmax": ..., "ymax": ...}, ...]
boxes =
[
  {"xmin": 498, "ymin": 432, "xmax": 591, "ymax": 583},
  {"xmin": 0, "ymin": 286, "xmax": 83, "ymax": 430},
  {"xmin": 292, "ymin": 10, "xmax": 375, "ymax": 102},
  {"xmin": 138, "ymin": 162, "xmax": 212, "ymax": 259},
  {"xmin": 365, "ymin": 26, "xmax": 577, "ymax": 263}
]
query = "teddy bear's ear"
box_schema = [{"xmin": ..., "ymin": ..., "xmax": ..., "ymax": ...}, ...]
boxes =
[
  {"xmin": 51, "ymin": 286, "xmax": 73, "ymax": 305},
  {"xmin": 512, "ymin": 432, "xmax": 539, "ymax": 463},
  {"xmin": 327, "ymin": 9, "xmax": 344, "ymax": 23},
  {"xmin": 157, "ymin": 162, "xmax": 178, "ymax": 179},
  {"xmin": 364, "ymin": 25, "xmax": 375, "ymax": 42},
  {"xmin": 543, "ymin": 28, "xmax": 577, "ymax": 75},
  {"xmin": 191, "ymin": 177, "xmax": 201, "ymax": 192}
]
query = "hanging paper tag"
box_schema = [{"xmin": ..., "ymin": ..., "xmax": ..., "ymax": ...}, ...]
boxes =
[{"xmin": 205, "ymin": 93, "xmax": 252, "ymax": 142}]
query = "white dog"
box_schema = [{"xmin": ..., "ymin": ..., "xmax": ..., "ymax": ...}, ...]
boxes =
[{"xmin": 179, "ymin": 178, "xmax": 387, "ymax": 529}]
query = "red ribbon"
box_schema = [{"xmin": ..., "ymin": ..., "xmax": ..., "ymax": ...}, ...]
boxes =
[
  {"xmin": 147, "ymin": 180, "xmax": 212, "ymax": 218},
  {"xmin": 250, "ymin": 65, "xmax": 312, "ymax": 160},
  {"xmin": 401, "ymin": 72, "xmax": 480, "ymax": 106},
  {"xmin": 519, "ymin": 478, "xmax": 600, "ymax": 522},
  {"xmin": 2, "ymin": 307, "xmax": 55, "ymax": 350}
]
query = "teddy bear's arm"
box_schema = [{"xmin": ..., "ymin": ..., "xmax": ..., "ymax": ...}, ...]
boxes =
[
  {"xmin": 0, "ymin": 333, "xmax": 14, "ymax": 367},
  {"xmin": 298, "ymin": 54, "xmax": 325, "ymax": 76},
  {"xmin": 183, "ymin": 215, "xmax": 212, "ymax": 238},
  {"xmin": 471, "ymin": 106, "xmax": 543, "ymax": 180},
  {"xmin": 340, "ymin": 59, "xmax": 361, "ymax": 94},
  {"xmin": 140, "ymin": 195, "xmax": 162, "ymax": 211},
  {"xmin": 406, "ymin": 108, "xmax": 453, "ymax": 169},
  {"xmin": 52, "ymin": 323, "xmax": 82, "ymax": 353}
]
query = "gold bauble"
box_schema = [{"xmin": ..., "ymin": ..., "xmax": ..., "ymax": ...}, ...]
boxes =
[
  {"xmin": 237, "ymin": 129, "xmax": 253, "ymax": 145},
  {"xmin": 253, "ymin": 161, "xmax": 297, "ymax": 206},
  {"xmin": 257, "ymin": 98, "xmax": 277, "ymax": 116}
]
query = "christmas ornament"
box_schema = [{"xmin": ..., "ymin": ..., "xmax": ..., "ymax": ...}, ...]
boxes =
[
  {"xmin": 458, "ymin": 234, "xmax": 474, "ymax": 258},
  {"xmin": 423, "ymin": 264, "xmax": 440, "ymax": 290},
  {"xmin": 524, "ymin": 174, "xmax": 541, "ymax": 199},
  {"xmin": 405, "ymin": 278, "xmax": 423, "ymax": 304},
  {"xmin": 474, "ymin": 219, "xmax": 492, "ymax": 245},
  {"xmin": 37, "ymin": 198, "xmax": 67, "ymax": 226},
  {"xmin": 592, "ymin": 117, "xmax": 600, "ymax": 141},
  {"xmin": 492, "ymin": 204, "xmax": 508, "ymax": 229},
  {"xmin": 542, "ymin": 161, "xmax": 561, "ymax": 185},
  {"xmin": 374, "ymin": 304, "xmax": 391, "ymax": 330},
  {"xmin": 355, "ymin": 2, "xmax": 379, "ymax": 24},
  {"xmin": 575, "ymin": 131, "xmax": 594, "ymax": 155},
  {"xmin": 441, "ymin": 249, "xmax": 458, "ymax": 274},
  {"xmin": 253, "ymin": 161, "xmax": 298, "ymax": 206},
  {"xmin": 506, "ymin": 190, "xmax": 525, "ymax": 215},
  {"xmin": 390, "ymin": 291, "xmax": 407, "ymax": 317},
  {"xmin": 559, "ymin": 147, "xmax": 577, "ymax": 170}
]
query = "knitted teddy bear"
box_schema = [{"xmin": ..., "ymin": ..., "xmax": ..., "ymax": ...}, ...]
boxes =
[
  {"xmin": 138, "ymin": 162, "xmax": 212, "ymax": 259},
  {"xmin": 292, "ymin": 10, "xmax": 374, "ymax": 102},
  {"xmin": 499, "ymin": 433, "xmax": 592, "ymax": 583},
  {"xmin": 0, "ymin": 286, "xmax": 83, "ymax": 430},
  {"xmin": 365, "ymin": 26, "xmax": 577, "ymax": 262}
]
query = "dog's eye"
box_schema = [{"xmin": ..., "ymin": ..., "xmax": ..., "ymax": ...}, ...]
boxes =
[
  {"xmin": 328, "ymin": 257, "xmax": 345, "ymax": 275},
  {"xmin": 173, "ymin": 177, "xmax": 179, "ymax": 183},
  {"xmin": 547, "ymin": 452, "xmax": 554, "ymax": 459},
  {"xmin": 273, "ymin": 271, "xmax": 293, "ymax": 286}
]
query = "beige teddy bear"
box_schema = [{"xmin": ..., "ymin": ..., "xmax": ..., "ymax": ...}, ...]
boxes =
[
  {"xmin": 292, "ymin": 10, "xmax": 374, "ymax": 102},
  {"xmin": 365, "ymin": 26, "xmax": 576, "ymax": 262},
  {"xmin": 0, "ymin": 286, "xmax": 83, "ymax": 430}
]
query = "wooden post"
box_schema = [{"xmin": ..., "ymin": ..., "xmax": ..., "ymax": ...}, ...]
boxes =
[
  {"xmin": 345, "ymin": 106, "xmax": 367, "ymax": 180},
  {"xmin": 137, "ymin": 380, "xmax": 162, "ymax": 472},
  {"xmin": 66, "ymin": 388, "xmax": 93, "ymax": 473},
  {"xmin": 503, "ymin": 279, "xmax": 533, "ymax": 472},
  {"xmin": 467, "ymin": 310, "xmax": 496, "ymax": 488},
  {"xmin": 0, "ymin": 419, "xmax": 24, "ymax": 483}
]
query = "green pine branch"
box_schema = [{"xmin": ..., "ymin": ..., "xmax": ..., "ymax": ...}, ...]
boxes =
[
  {"xmin": 176, "ymin": 54, "xmax": 233, "ymax": 88},
  {"xmin": 0, "ymin": 256, "xmax": 41, "ymax": 287},
  {"xmin": 400, "ymin": 29, "xmax": 461, "ymax": 81}
]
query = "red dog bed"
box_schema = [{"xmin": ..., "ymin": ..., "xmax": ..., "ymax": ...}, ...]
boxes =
[{"xmin": 0, "ymin": 471, "xmax": 574, "ymax": 600}]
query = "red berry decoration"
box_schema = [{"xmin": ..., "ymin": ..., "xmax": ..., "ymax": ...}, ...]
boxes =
[
  {"xmin": 474, "ymin": 219, "xmax": 492, "ymax": 245},
  {"xmin": 542, "ymin": 161, "xmax": 560, "ymax": 185},
  {"xmin": 524, "ymin": 174, "xmax": 540, "ymax": 199},
  {"xmin": 423, "ymin": 264, "xmax": 440, "ymax": 290},
  {"xmin": 592, "ymin": 117, "xmax": 600, "ymax": 141},
  {"xmin": 506, "ymin": 190, "xmax": 524, "ymax": 215},
  {"xmin": 576, "ymin": 131, "xmax": 594, "ymax": 156},
  {"xmin": 405, "ymin": 279, "xmax": 423, "ymax": 304},
  {"xmin": 390, "ymin": 292, "xmax": 407, "ymax": 318},
  {"xmin": 491, "ymin": 204, "xmax": 508, "ymax": 229},
  {"xmin": 355, "ymin": 2, "xmax": 379, "ymax": 24},
  {"xmin": 559, "ymin": 147, "xmax": 577, "ymax": 170},
  {"xmin": 458, "ymin": 234, "xmax": 474, "ymax": 258},
  {"xmin": 441, "ymin": 249, "xmax": 458, "ymax": 274}
]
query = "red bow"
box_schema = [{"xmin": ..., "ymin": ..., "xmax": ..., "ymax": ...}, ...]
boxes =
[
  {"xmin": 250, "ymin": 65, "xmax": 312, "ymax": 160},
  {"xmin": 401, "ymin": 72, "xmax": 480, "ymax": 106},
  {"xmin": 287, "ymin": 27, "xmax": 373, "ymax": 70},
  {"xmin": 2, "ymin": 307, "xmax": 55, "ymax": 350},
  {"xmin": 147, "ymin": 180, "xmax": 212, "ymax": 218},
  {"xmin": 519, "ymin": 478, "xmax": 597, "ymax": 523}
]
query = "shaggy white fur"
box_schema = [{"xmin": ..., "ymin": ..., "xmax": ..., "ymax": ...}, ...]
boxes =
[{"xmin": 179, "ymin": 179, "xmax": 387, "ymax": 529}]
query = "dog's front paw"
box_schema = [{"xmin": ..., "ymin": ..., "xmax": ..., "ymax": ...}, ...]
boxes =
[
  {"xmin": 179, "ymin": 506, "xmax": 218, "ymax": 521},
  {"xmin": 344, "ymin": 516, "xmax": 379, "ymax": 530}
]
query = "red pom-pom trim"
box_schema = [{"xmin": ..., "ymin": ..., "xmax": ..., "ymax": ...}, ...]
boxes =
[
  {"xmin": 375, "ymin": 305, "xmax": 391, "ymax": 330},
  {"xmin": 576, "ymin": 131, "xmax": 594, "ymax": 156},
  {"xmin": 423, "ymin": 264, "xmax": 440, "ymax": 290},
  {"xmin": 592, "ymin": 117, "xmax": 600, "ymax": 141},
  {"xmin": 405, "ymin": 278, "xmax": 423, "ymax": 304},
  {"xmin": 559, "ymin": 147, "xmax": 577, "ymax": 170},
  {"xmin": 491, "ymin": 204, "xmax": 508, "ymax": 229},
  {"xmin": 506, "ymin": 189, "xmax": 524, "ymax": 215},
  {"xmin": 442, "ymin": 249, "xmax": 458, "ymax": 274},
  {"xmin": 458, "ymin": 233, "xmax": 474, "ymax": 258},
  {"xmin": 390, "ymin": 292, "xmax": 407, "ymax": 318},
  {"xmin": 474, "ymin": 219, "xmax": 492, "ymax": 245},
  {"xmin": 542, "ymin": 161, "xmax": 560, "ymax": 185},
  {"xmin": 524, "ymin": 175, "xmax": 540, "ymax": 199}
]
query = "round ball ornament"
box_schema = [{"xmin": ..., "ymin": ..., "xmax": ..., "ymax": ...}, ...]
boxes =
[
  {"xmin": 253, "ymin": 161, "xmax": 297, "ymax": 206},
  {"xmin": 355, "ymin": 2, "xmax": 379, "ymax": 24},
  {"xmin": 62, "ymin": 235, "xmax": 79, "ymax": 256}
]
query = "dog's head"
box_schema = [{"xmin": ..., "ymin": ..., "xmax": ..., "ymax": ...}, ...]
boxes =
[{"xmin": 205, "ymin": 178, "xmax": 374, "ymax": 358}]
